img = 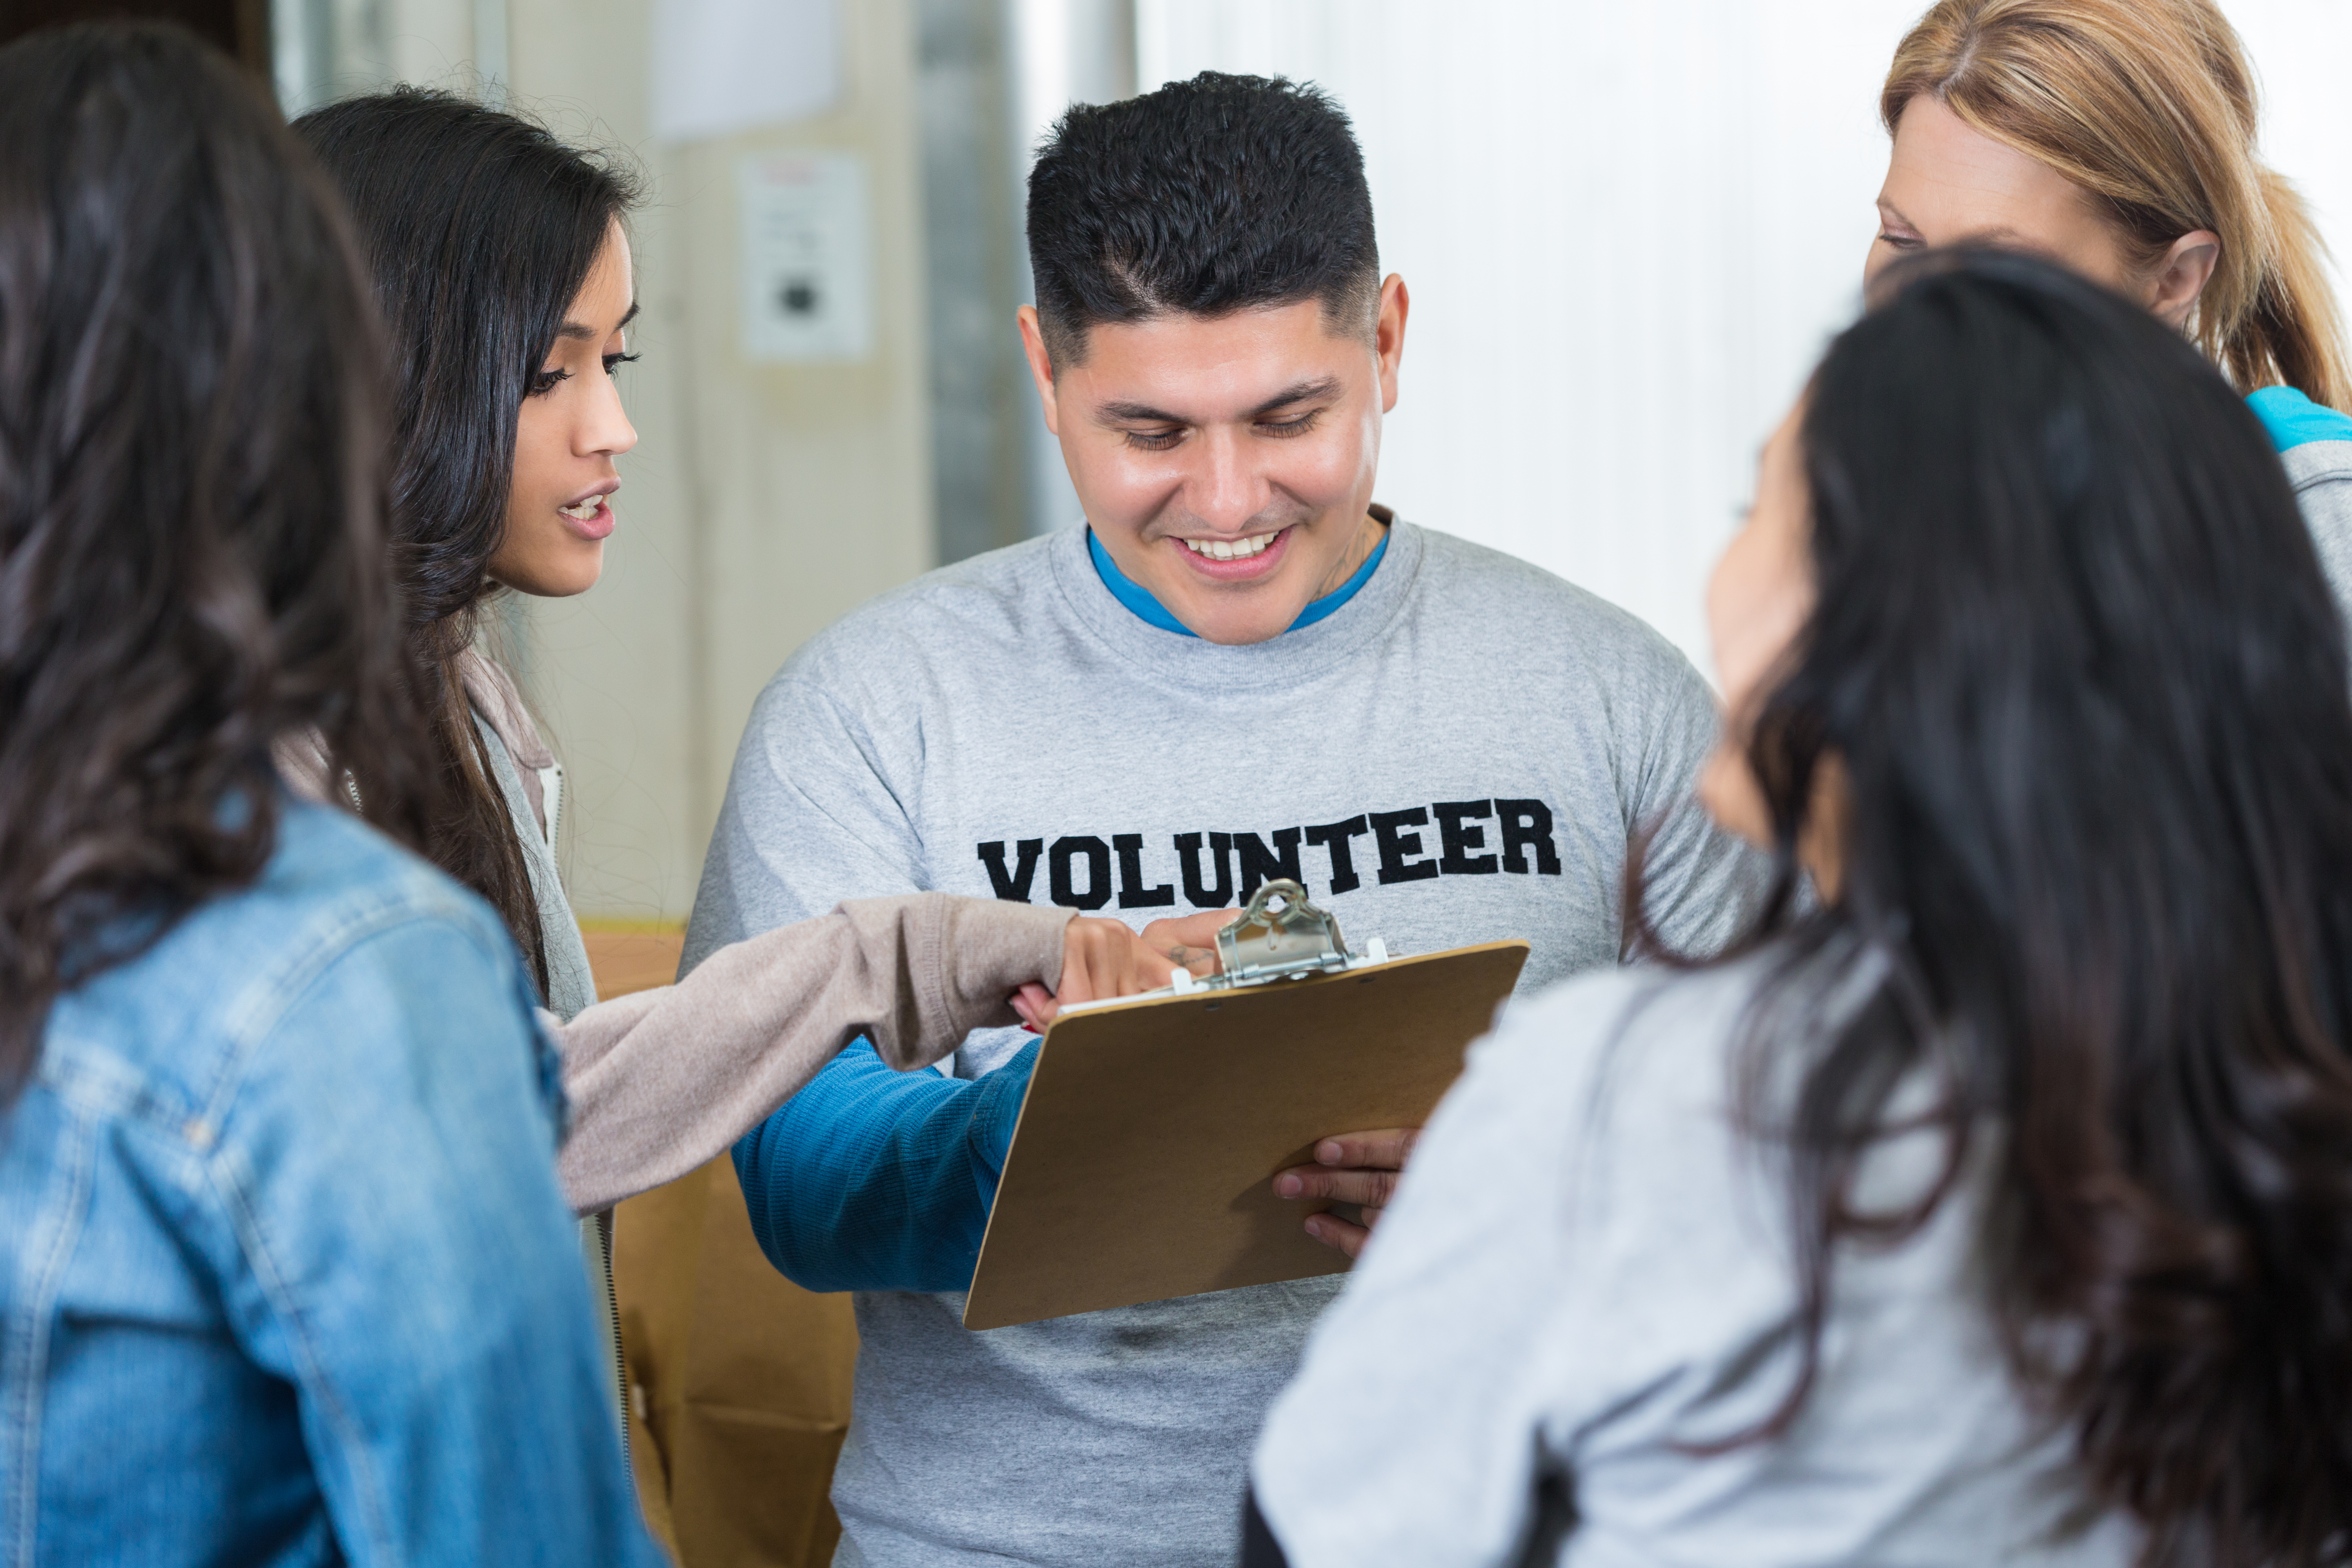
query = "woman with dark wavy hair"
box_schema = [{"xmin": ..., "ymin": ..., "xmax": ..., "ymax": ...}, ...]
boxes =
[
  {"xmin": 1248, "ymin": 249, "xmax": 2352, "ymax": 1566},
  {"xmin": 0, "ymin": 24, "xmax": 663, "ymax": 1565},
  {"xmin": 286, "ymin": 90, "xmax": 1224, "ymax": 1437},
  {"xmin": 287, "ymin": 87, "xmax": 1216, "ymax": 1194},
  {"xmin": 290, "ymin": 90, "xmax": 638, "ymax": 1007}
]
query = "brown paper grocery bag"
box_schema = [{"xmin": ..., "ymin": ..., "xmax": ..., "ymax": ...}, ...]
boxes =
[{"xmin": 614, "ymin": 1156, "xmax": 858, "ymax": 1568}]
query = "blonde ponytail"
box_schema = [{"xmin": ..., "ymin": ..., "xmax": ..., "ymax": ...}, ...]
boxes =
[
  {"xmin": 1884, "ymin": 0, "xmax": 2351, "ymax": 412},
  {"xmin": 2248, "ymin": 169, "xmax": 2350, "ymax": 411}
]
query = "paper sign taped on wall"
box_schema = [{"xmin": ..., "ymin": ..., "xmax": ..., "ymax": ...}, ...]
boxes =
[{"xmin": 738, "ymin": 152, "xmax": 873, "ymax": 364}]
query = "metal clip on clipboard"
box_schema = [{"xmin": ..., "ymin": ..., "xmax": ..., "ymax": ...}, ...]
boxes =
[
  {"xmin": 1169, "ymin": 879, "xmax": 1390, "ymax": 996},
  {"xmin": 1050, "ymin": 880, "xmax": 1393, "ymax": 1018}
]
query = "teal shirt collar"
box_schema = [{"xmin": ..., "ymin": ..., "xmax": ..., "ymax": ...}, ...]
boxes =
[
  {"xmin": 1086, "ymin": 521, "xmax": 1391, "ymax": 638},
  {"xmin": 2248, "ymin": 385, "xmax": 2352, "ymax": 453}
]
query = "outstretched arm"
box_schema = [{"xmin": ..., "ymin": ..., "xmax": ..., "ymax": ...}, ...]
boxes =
[
  {"xmin": 556, "ymin": 894, "xmax": 1065, "ymax": 1214},
  {"xmin": 726, "ymin": 906, "xmax": 1231, "ymax": 1292},
  {"xmin": 557, "ymin": 898, "xmax": 1223, "ymax": 1214},
  {"xmin": 732, "ymin": 1037, "xmax": 1039, "ymax": 1294}
]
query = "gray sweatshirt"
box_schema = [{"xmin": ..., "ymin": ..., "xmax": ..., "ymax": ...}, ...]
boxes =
[
  {"xmin": 683, "ymin": 519, "xmax": 1770, "ymax": 1568},
  {"xmin": 2286, "ymin": 439, "xmax": 2352, "ymax": 619},
  {"xmin": 1253, "ymin": 953, "xmax": 2136, "ymax": 1568}
]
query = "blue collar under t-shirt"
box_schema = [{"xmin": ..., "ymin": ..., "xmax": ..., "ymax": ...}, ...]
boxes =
[
  {"xmin": 1087, "ymin": 522, "xmax": 1390, "ymax": 637},
  {"xmin": 2248, "ymin": 385, "xmax": 2352, "ymax": 453}
]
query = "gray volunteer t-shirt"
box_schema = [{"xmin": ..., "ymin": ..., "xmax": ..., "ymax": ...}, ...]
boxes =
[{"xmin": 683, "ymin": 518, "xmax": 1769, "ymax": 1568}]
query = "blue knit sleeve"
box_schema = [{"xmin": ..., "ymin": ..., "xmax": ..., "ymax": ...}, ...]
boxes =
[{"xmin": 731, "ymin": 1037, "xmax": 1039, "ymax": 1294}]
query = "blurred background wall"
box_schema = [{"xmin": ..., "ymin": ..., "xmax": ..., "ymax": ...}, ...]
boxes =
[
  {"xmin": 257, "ymin": 0, "xmax": 1138, "ymax": 924},
  {"xmin": 1133, "ymin": 1, "xmax": 2352, "ymax": 667},
  {"xmin": 39, "ymin": 0, "xmax": 2343, "ymax": 924}
]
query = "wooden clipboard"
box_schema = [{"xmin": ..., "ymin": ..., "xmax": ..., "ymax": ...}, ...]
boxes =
[{"xmin": 960, "ymin": 940, "xmax": 1530, "ymax": 1330}]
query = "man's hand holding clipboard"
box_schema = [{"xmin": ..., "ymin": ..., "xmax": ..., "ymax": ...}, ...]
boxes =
[{"xmin": 960, "ymin": 883, "xmax": 1528, "ymax": 1330}]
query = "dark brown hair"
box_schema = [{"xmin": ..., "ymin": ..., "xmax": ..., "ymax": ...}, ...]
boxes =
[
  {"xmin": 1026, "ymin": 72, "xmax": 1380, "ymax": 370},
  {"xmin": 0, "ymin": 23, "xmax": 434, "ymax": 1098},
  {"xmin": 295, "ymin": 91, "xmax": 641, "ymax": 996},
  {"xmin": 1686, "ymin": 249, "xmax": 2352, "ymax": 1563}
]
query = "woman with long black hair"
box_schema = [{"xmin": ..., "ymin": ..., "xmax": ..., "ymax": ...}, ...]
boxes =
[
  {"xmin": 285, "ymin": 97, "xmax": 1220, "ymax": 1511},
  {"xmin": 1247, "ymin": 250, "xmax": 2352, "ymax": 1564},
  {"xmin": 287, "ymin": 92, "xmax": 1213, "ymax": 1230},
  {"xmin": 0, "ymin": 25, "xmax": 664, "ymax": 1564}
]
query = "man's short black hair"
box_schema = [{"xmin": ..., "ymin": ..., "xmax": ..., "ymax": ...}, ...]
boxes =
[{"xmin": 1026, "ymin": 72, "xmax": 1379, "ymax": 370}]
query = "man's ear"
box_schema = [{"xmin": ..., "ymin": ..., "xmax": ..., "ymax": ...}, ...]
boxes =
[
  {"xmin": 1017, "ymin": 305, "xmax": 1062, "ymax": 435},
  {"xmin": 1374, "ymin": 274, "xmax": 1409, "ymax": 415},
  {"xmin": 2147, "ymin": 230, "xmax": 2220, "ymax": 331}
]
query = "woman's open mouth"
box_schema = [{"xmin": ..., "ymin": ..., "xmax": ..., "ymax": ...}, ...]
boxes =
[{"xmin": 559, "ymin": 488, "xmax": 617, "ymax": 540}]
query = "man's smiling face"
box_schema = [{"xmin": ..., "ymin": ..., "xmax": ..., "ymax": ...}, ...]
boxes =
[{"xmin": 1019, "ymin": 275, "xmax": 1408, "ymax": 646}]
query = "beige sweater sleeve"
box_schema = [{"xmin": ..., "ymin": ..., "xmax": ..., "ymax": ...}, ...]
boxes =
[{"xmin": 557, "ymin": 893, "xmax": 1073, "ymax": 1215}]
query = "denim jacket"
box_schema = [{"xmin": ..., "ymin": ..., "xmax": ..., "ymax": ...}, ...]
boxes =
[{"xmin": 0, "ymin": 801, "xmax": 662, "ymax": 1567}]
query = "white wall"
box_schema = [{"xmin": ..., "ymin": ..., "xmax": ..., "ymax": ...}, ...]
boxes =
[
  {"xmin": 514, "ymin": 0, "xmax": 935, "ymax": 922},
  {"xmin": 1136, "ymin": 0, "xmax": 2352, "ymax": 675},
  {"xmin": 272, "ymin": 0, "xmax": 502, "ymax": 113}
]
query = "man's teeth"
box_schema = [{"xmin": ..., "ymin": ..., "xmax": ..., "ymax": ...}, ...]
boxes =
[
  {"xmin": 1181, "ymin": 531, "xmax": 1277, "ymax": 561},
  {"xmin": 560, "ymin": 498, "xmax": 602, "ymax": 520}
]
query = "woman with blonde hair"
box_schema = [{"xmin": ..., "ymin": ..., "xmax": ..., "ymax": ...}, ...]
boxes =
[{"xmin": 1864, "ymin": 0, "xmax": 2352, "ymax": 598}]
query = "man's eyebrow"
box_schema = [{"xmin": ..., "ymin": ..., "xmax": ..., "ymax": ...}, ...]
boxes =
[
  {"xmin": 1248, "ymin": 376, "xmax": 1341, "ymax": 418},
  {"xmin": 1096, "ymin": 399, "xmax": 1186, "ymax": 423},
  {"xmin": 1094, "ymin": 376, "xmax": 1343, "ymax": 426},
  {"xmin": 557, "ymin": 300, "xmax": 641, "ymax": 341}
]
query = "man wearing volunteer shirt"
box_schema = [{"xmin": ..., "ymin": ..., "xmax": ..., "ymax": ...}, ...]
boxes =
[{"xmin": 683, "ymin": 71, "xmax": 1768, "ymax": 1568}]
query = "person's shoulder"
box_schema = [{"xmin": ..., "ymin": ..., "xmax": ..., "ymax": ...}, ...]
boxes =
[
  {"xmin": 728, "ymin": 535, "xmax": 1070, "ymax": 748},
  {"xmin": 147, "ymin": 802, "xmax": 503, "ymax": 987},
  {"xmin": 42, "ymin": 803, "xmax": 517, "ymax": 1114},
  {"xmin": 258, "ymin": 801, "xmax": 507, "ymax": 947},
  {"xmin": 1410, "ymin": 956, "xmax": 1778, "ymax": 1267},
  {"xmin": 1457, "ymin": 952, "xmax": 1803, "ymax": 1256},
  {"xmin": 1401, "ymin": 521, "xmax": 1702, "ymax": 679},
  {"xmin": 2284, "ymin": 439, "xmax": 2352, "ymax": 497},
  {"xmin": 2278, "ymin": 439, "xmax": 2352, "ymax": 607},
  {"xmin": 1480, "ymin": 954, "xmax": 1763, "ymax": 1096},
  {"xmin": 783, "ymin": 533, "xmax": 1064, "ymax": 679},
  {"xmin": 2248, "ymin": 387, "xmax": 2352, "ymax": 515},
  {"xmin": 2250, "ymin": 385, "xmax": 2352, "ymax": 457}
]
